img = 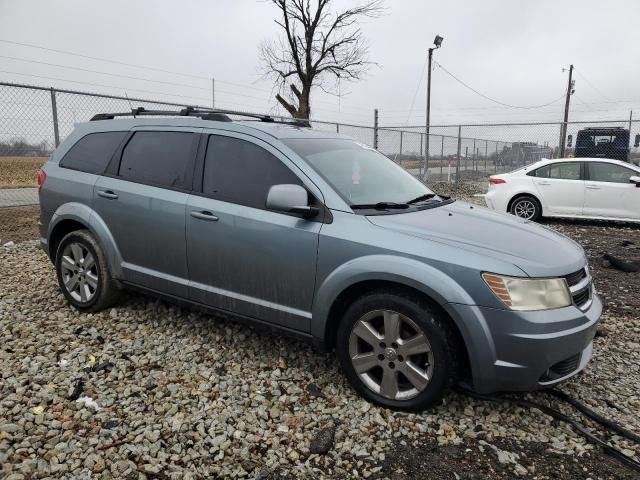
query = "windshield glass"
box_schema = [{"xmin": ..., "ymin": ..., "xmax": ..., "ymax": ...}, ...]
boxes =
[{"xmin": 284, "ymin": 138, "xmax": 434, "ymax": 205}]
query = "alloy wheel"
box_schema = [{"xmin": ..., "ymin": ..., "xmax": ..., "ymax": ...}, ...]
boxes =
[
  {"xmin": 60, "ymin": 242, "xmax": 99, "ymax": 303},
  {"xmin": 513, "ymin": 199, "xmax": 536, "ymax": 219},
  {"xmin": 348, "ymin": 309, "xmax": 434, "ymax": 401}
]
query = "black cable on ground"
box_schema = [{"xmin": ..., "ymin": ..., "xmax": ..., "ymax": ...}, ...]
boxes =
[
  {"xmin": 547, "ymin": 389, "xmax": 640, "ymax": 444},
  {"xmin": 456, "ymin": 386, "xmax": 640, "ymax": 473}
]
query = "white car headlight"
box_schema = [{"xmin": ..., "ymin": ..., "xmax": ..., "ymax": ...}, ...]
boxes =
[{"xmin": 482, "ymin": 273, "xmax": 572, "ymax": 311}]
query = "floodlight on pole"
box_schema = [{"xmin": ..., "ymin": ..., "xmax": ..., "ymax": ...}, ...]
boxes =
[{"xmin": 424, "ymin": 34, "xmax": 443, "ymax": 180}]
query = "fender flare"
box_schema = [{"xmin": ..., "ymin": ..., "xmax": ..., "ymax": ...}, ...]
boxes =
[
  {"xmin": 49, "ymin": 203, "xmax": 123, "ymax": 277},
  {"xmin": 311, "ymin": 254, "xmax": 476, "ymax": 342}
]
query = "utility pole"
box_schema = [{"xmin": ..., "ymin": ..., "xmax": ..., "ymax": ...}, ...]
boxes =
[
  {"xmin": 212, "ymin": 78, "xmax": 215, "ymax": 108},
  {"xmin": 559, "ymin": 65, "xmax": 574, "ymax": 157},
  {"xmin": 424, "ymin": 35, "xmax": 443, "ymax": 181}
]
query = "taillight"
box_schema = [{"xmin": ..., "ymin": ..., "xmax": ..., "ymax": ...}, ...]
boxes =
[
  {"xmin": 489, "ymin": 178, "xmax": 506, "ymax": 185},
  {"xmin": 37, "ymin": 168, "xmax": 46, "ymax": 191}
]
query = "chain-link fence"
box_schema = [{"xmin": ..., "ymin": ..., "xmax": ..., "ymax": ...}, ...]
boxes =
[{"xmin": 1, "ymin": 80, "xmax": 639, "ymax": 243}]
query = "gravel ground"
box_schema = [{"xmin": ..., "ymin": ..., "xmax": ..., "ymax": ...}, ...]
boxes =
[{"xmin": 1, "ymin": 212, "xmax": 639, "ymax": 479}]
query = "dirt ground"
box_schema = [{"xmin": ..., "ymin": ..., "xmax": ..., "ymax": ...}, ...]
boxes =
[
  {"xmin": 0, "ymin": 205, "xmax": 40, "ymax": 243},
  {"xmin": 0, "ymin": 156, "xmax": 46, "ymax": 188}
]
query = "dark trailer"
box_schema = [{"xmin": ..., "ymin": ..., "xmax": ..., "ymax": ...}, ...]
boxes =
[{"xmin": 573, "ymin": 127, "xmax": 637, "ymax": 162}]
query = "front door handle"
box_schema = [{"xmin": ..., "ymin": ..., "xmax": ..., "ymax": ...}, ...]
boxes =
[
  {"xmin": 97, "ymin": 190, "xmax": 118, "ymax": 200},
  {"xmin": 190, "ymin": 210, "xmax": 219, "ymax": 222}
]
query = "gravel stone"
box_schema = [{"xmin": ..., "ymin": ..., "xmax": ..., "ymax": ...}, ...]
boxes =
[{"xmin": 1, "ymin": 226, "xmax": 639, "ymax": 478}]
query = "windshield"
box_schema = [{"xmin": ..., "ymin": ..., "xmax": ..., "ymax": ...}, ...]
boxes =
[{"xmin": 283, "ymin": 138, "xmax": 434, "ymax": 206}]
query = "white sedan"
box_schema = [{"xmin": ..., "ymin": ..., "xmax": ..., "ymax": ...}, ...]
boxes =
[{"xmin": 484, "ymin": 157, "xmax": 640, "ymax": 222}]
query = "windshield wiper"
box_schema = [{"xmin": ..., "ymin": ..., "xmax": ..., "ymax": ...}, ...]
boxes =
[
  {"xmin": 406, "ymin": 193, "xmax": 438, "ymax": 204},
  {"xmin": 350, "ymin": 202, "xmax": 410, "ymax": 210}
]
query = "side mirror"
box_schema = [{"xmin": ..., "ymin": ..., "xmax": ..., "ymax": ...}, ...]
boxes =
[
  {"xmin": 629, "ymin": 175, "xmax": 640, "ymax": 187},
  {"xmin": 567, "ymin": 134, "xmax": 573, "ymax": 148},
  {"xmin": 266, "ymin": 184, "xmax": 319, "ymax": 218},
  {"xmin": 634, "ymin": 134, "xmax": 640, "ymax": 148}
]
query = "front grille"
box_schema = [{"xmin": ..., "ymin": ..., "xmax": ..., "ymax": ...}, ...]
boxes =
[
  {"xmin": 563, "ymin": 268, "xmax": 592, "ymax": 310},
  {"xmin": 540, "ymin": 352, "xmax": 582, "ymax": 382},
  {"xmin": 573, "ymin": 288, "xmax": 590, "ymax": 306},
  {"xmin": 564, "ymin": 268, "xmax": 587, "ymax": 287}
]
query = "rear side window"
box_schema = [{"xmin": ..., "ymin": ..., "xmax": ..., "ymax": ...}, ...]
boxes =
[
  {"xmin": 588, "ymin": 162, "xmax": 636, "ymax": 184},
  {"xmin": 118, "ymin": 131, "xmax": 198, "ymax": 189},
  {"xmin": 60, "ymin": 131, "xmax": 127, "ymax": 174},
  {"xmin": 202, "ymin": 135, "xmax": 302, "ymax": 209},
  {"xmin": 534, "ymin": 162, "xmax": 581, "ymax": 180}
]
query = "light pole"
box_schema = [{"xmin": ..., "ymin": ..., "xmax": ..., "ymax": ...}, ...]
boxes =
[{"xmin": 424, "ymin": 34, "xmax": 443, "ymax": 180}]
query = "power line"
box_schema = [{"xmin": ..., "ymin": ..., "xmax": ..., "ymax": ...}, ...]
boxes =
[
  {"xmin": 401, "ymin": 57, "xmax": 428, "ymax": 126},
  {"xmin": 433, "ymin": 60, "xmax": 566, "ymax": 109}
]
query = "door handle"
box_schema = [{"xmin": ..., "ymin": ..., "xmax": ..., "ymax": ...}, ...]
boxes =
[
  {"xmin": 97, "ymin": 190, "xmax": 118, "ymax": 200},
  {"xmin": 536, "ymin": 181, "xmax": 551, "ymax": 186},
  {"xmin": 190, "ymin": 210, "xmax": 219, "ymax": 222},
  {"xmin": 586, "ymin": 185, "xmax": 600, "ymax": 190}
]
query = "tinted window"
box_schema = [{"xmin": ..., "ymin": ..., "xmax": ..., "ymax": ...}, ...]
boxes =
[
  {"xmin": 535, "ymin": 162, "xmax": 581, "ymax": 180},
  {"xmin": 203, "ymin": 135, "xmax": 302, "ymax": 209},
  {"xmin": 60, "ymin": 131, "xmax": 127, "ymax": 174},
  {"xmin": 118, "ymin": 131, "xmax": 197, "ymax": 189},
  {"xmin": 588, "ymin": 162, "xmax": 636, "ymax": 183}
]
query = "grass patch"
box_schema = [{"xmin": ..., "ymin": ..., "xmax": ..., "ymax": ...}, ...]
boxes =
[{"xmin": 0, "ymin": 156, "xmax": 47, "ymax": 188}]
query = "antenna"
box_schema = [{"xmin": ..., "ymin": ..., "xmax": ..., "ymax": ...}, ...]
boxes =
[{"xmin": 124, "ymin": 92, "xmax": 135, "ymax": 118}]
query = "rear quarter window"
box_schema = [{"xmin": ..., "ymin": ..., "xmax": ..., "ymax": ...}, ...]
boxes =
[
  {"xmin": 59, "ymin": 131, "xmax": 127, "ymax": 174},
  {"xmin": 118, "ymin": 131, "xmax": 198, "ymax": 189}
]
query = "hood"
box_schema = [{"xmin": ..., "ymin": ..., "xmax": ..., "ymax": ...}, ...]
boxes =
[{"xmin": 366, "ymin": 201, "xmax": 586, "ymax": 277}]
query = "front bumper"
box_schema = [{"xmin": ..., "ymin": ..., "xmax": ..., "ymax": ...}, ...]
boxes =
[{"xmin": 446, "ymin": 292, "xmax": 602, "ymax": 394}]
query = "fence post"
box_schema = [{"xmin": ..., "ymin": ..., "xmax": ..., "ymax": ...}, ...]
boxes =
[
  {"xmin": 485, "ymin": 140, "xmax": 488, "ymax": 170},
  {"xmin": 50, "ymin": 88, "xmax": 60, "ymax": 147},
  {"xmin": 455, "ymin": 125, "xmax": 462, "ymax": 194},
  {"xmin": 472, "ymin": 138, "xmax": 476, "ymax": 172},
  {"xmin": 440, "ymin": 136, "xmax": 444, "ymax": 177},
  {"xmin": 399, "ymin": 131, "xmax": 403, "ymax": 164},
  {"xmin": 373, "ymin": 109, "xmax": 378, "ymax": 150},
  {"xmin": 336, "ymin": 123, "xmax": 340, "ymax": 133}
]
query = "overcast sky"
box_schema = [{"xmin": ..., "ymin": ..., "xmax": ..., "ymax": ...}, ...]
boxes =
[{"xmin": 1, "ymin": 0, "xmax": 639, "ymax": 128}]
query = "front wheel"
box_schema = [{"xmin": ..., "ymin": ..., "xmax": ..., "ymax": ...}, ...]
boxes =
[
  {"xmin": 510, "ymin": 195, "xmax": 541, "ymax": 221},
  {"xmin": 55, "ymin": 230, "xmax": 120, "ymax": 312},
  {"xmin": 336, "ymin": 291, "xmax": 457, "ymax": 411}
]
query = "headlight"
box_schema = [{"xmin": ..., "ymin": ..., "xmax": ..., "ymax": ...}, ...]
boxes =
[{"xmin": 482, "ymin": 273, "xmax": 572, "ymax": 311}]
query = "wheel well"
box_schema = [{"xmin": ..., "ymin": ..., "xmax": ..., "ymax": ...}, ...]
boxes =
[
  {"xmin": 48, "ymin": 219, "xmax": 87, "ymax": 262},
  {"xmin": 507, "ymin": 193, "xmax": 542, "ymax": 214},
  {"xmin": 324, "ymin": 280, "xmax": 470, "ymax": 377}
]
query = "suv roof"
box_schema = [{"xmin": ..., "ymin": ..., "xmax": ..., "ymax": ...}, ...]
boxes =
[{"xmin": 86, "ymin": 107, "xmax": 344, "ymax": 140}]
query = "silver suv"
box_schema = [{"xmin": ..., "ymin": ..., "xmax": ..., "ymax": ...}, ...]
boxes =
[{"xmin": 38, "ymin": 108, "xmax": 601, "ymax": 411}]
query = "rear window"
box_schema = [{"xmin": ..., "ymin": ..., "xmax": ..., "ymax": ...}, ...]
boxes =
[
  {"xmin": 532, "ymin": 162, "xmax": 581, "ymax": 180},
  {"xmin": 59, "ymin": 131, "xmax": 127, "ymax": 174},
  {"xmin": 118, "ymin": 131, "xmax": 198, "ymax": 189}
]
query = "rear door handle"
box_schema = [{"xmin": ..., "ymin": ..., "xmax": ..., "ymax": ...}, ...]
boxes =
[
  {"xmin": 586, "ymin": 185, "xmax": 600, "ymax": 190},
  {"xmin": 97, "ymin": 190, "xmax": 118, "ymax": 200},
  {"xmin": 536, "ymin": 181, "xmax": 551, "ymax": 186},
  {"xmin": 190, "ymin": 210, "xmax": 219, "ymax": 222}
]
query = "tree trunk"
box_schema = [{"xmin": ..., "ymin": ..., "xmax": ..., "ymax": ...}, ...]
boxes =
[{"xmin": 275, "ymin": 82, "xmax": 312, "ymax": 119}]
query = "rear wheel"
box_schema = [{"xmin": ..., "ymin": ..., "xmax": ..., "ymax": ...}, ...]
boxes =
[
  {"xmin": 55, "ymin": 230, "xmax": 120, "ymax": 312},
  {"xmin": 336, "ymin": 291, "xmax": 456, "ymax": 411},
  {"xmin": 510, "ymin": 195, "xmax": 541, "ymax": 221}
]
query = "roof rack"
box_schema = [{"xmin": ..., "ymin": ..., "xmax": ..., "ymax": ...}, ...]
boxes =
[{"xmin": 90, "ymin": 106, "xmax": 311, "ymax": 127}]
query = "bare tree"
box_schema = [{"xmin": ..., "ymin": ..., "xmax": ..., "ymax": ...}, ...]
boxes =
[{"xmin": 261, "ymin": 0, "xmax": 384, "ymax": 119}]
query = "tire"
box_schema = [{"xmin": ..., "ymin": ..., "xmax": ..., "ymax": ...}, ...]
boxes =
[
  {"xmin": 509, "ymin": 195, "xmax": 541, "ymax": 221},
  {"xmin": 55, "ymin": 229, "xmax": 120, "ymax": 312},
  {"xmin": 336, "ymin": 291, "xmax": 457, "ymax": 411}
]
